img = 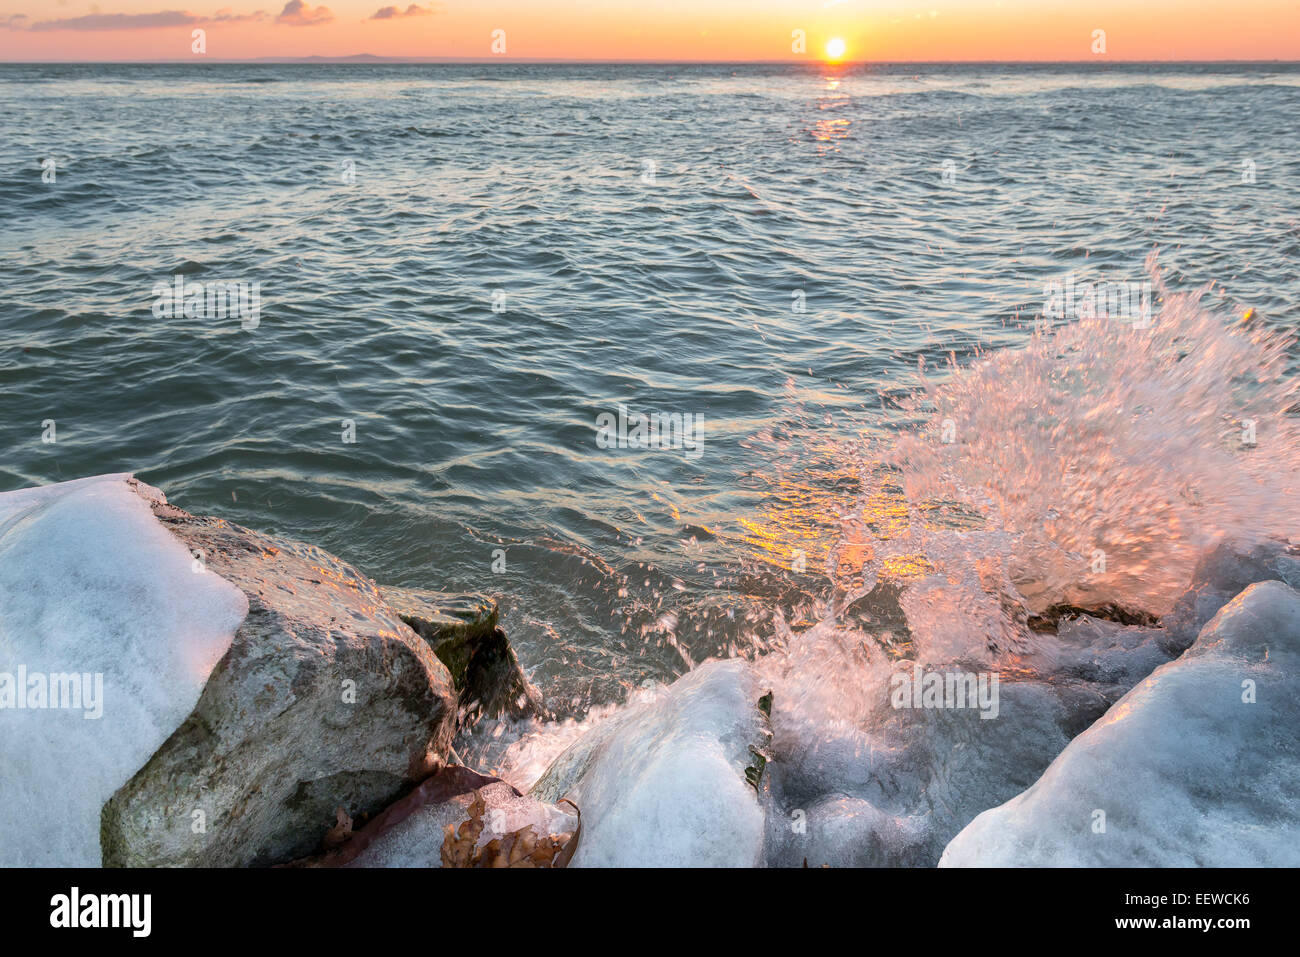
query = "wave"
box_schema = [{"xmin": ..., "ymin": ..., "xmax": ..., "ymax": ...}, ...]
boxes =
[{"xmin": 471, "ymin": 260, "xmax": 1300, "ymax": 811}]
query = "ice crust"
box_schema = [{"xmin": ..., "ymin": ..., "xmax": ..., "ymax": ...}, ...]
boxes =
[
  {"xmin": 0, "ymin": 475, "xmax": 246, "ymax": 866},
  {"xmin": 940, "ymin": 581, "xmax": 1300, "ymax": 867},
  {"xmin": 529, "ymin": 659, "xmax": 769, "ymax": 867},
  {"xmin": 7, "ymin": 473, "xmax": 1295, "ymax": 870}
]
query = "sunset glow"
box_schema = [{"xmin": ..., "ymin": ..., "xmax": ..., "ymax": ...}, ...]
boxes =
[{"xmin": 0, "ymin": 1, "xmax": 1298, "ymax": 61}]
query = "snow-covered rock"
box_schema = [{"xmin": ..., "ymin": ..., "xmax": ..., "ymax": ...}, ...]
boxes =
[
  {"xmin": 1162, "ymin": 539, "xmax": 1300, "ymax": 651},
  {"xmin": 529, "ymin": 658, "xmax": 771, "ymax": 867},
  {"xmin": 940, "ymin": 580, "xmax": 1300, "ymax": 867},
  {"xmin": 0, "ymin": 475, "xmax": 246, "ymax": 866},
  {"xmin": 101, "ymin": 479, "xmax": 459, "ymax": 866},
  {"xmin": 1049, "ymin": 615, "xmax": 1172, "ymax": 688},
  {"xmin": 763, "ymin": 674, "xmax": 1086, "ymax": 867}
]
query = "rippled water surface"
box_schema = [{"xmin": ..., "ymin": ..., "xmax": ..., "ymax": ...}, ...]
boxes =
[{"xmin": 2, "ymin": 62, "xmax": 1297, "ymax": 713}]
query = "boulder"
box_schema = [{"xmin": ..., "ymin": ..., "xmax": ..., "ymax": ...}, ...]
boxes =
[
  {"xmin": 940, "ymin": 580, "xmax": 1300, "ymax": 866},
  {"xmin": 382, "ymin": 587, "xmax": 499, "ymax": 646},
  {"xmin": 291, "ymin": 765, "xmax": 580, "ymax": 868},
  {"xmin": 100, "ymin": 480, "xmax": 459, "ymax": 867},
  {"xmin": 383, "ymin": 586, "xmax": 542, "ymax": 726}
]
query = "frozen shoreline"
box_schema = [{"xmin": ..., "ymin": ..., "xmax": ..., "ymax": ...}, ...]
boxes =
[{"xmin": 2, "ymin": 472, "xmax": 1297, "ymax": 867}]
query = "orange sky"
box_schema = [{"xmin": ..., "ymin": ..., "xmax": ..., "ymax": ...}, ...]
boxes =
[{"xmin": 1, "ymin": 1, "xmax": 1297, "ymax": 61}]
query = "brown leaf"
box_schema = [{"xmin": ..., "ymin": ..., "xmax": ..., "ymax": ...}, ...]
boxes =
[
  {"xmin": 440, "ymin": 793, "xmax": 582, "ymax": 868},
  {"xmin": 440, "ymin": 790, "xmax": 489, "ymax": 867}
]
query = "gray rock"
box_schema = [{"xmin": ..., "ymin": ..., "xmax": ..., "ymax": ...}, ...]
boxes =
[
  {"xmin": 335, "ymin": 766, "xmax": 580, "ymax": 868},
  {"xmin": 384, "ymin": 586, "xmax": 542, "ymax": 726},
  {"xmin": 101, "ymin": 484, "xmax": 458, "ymax": 867}
]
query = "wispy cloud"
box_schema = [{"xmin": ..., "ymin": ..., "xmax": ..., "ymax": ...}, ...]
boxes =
[
  {"xmin": 276, "ymin": 0, "xmax": 334, "ymax": 27},
  {"xmin": 212, "ymin": 8, "xmax": 270, "ymax": 24},
  {"xmin": 24, "ymin": 12, "xmax": 200, "ymax": 31},
  {"xmin": 3, "ymin": 9, "xmax": 268, "ymax": 31},
  {"xmin": 369, "ymin": 4, "xmax": 440, "ymax": 20}
]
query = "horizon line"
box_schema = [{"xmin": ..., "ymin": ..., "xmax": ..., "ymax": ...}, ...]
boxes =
[{"xmin": 3, "ymin": 56, "xmax": 1299, "ymax": 65}]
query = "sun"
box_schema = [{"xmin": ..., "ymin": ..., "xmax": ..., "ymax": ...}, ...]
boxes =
[{"xmin": 826, "ymin": 37, "xmax": 847, "ymax": 61}]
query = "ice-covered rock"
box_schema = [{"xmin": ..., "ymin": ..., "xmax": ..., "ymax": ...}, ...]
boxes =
[
  {"xmin": 763, "ymin": 673, "xmax": 1087, "ymax": 867},
  {"xmin": 0, "ymin": 475, "xmax": 246, "ymax": 866},
  {"xmin": 940, "ymin": 580, "xmax": 1300, "ymax": 867},
  {"xmin": 753, "ymin": 595, "xmax": 1181, "ymax": 868},
  {"xmin": 530, "ymin": 658, "xmax": 771, "ymax": 867},
  {"xmin": 1037, "ymin": 614, "xmax": 1172, "ymax": 691},
  {"xmin": 1162, "ymin": 539, "xmax": 1300, "ymax": 651},
  {"xmin": 101, "ymin": 480, "xmax": 459, "ymax": 867}
]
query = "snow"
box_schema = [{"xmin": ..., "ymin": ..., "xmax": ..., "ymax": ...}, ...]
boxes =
[
  {"xmin": 529, "ymin": 658, "xmax": 770, "ymax": 867},
  {"xmin": 0, "ymin": 475, "xmax": 246, "ymax": 866},
  {"xmin": 939, "ymin": 580, "xmax": 1300, "ymax": 867}
]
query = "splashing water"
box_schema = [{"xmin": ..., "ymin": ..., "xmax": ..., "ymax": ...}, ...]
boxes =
[
  {"xmin": 755, "ymin": 261, "xmax": 1298, "ymax": 714},
  {"xmin": 474, "ymin": 266, "xmax": 1300, "ymax": 803},
  {"xmin": 892, "ymin": 263, "xmax": 1298, "ymax": 622}
]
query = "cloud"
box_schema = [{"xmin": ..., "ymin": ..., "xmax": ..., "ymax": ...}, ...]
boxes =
[
  {"xmin": 211, "ymin": 9, "xmax": 270, "ymax": 23},
  {"xmin": 276, "ymin": 0, "xmax": 334, "ymax": 26},
  {"xmin": 3, "ymin": 9, "xmax": 268, "ymax": 31},
  {"xmin": 24, "ymin": 12, "xmax": 201, "ymax": 31},
  {"xmin": 369, "ymin": 4, "xmax": 439, "ymax": 20}
]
